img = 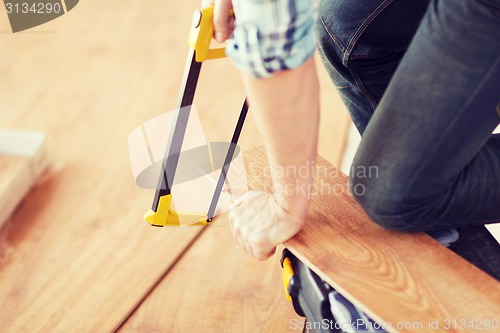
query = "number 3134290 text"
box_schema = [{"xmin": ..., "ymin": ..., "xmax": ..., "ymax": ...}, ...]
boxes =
[{"xmin": 5, "ymin": 2, "xmax": 62, "ymax": 14}]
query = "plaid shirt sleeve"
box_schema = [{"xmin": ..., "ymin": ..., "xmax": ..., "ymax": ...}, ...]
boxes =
[{"xmin": 226, "ymin": 0, "xmax": 316, "ymax": 79}]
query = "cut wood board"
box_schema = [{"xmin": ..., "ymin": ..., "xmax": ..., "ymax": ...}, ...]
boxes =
[
  {"xmin": 118, "ymin": 217, "xmax": 304, "ymax": 333},
  {"xmin": 244, "ymin": 147, "xmax": 500, "ymax": 333},
  {"xmin": 0, "ymin": 129, "xmax": 47, "ymax": 229}
]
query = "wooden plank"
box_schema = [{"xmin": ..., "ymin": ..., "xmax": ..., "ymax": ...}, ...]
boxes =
[
  {"xmin": 243, "ymin": 147, "xmax": 500, "ymax": 333},
  {"xmin": 118, "ymin": 216, "xmax": 304, "ymax": 333},
  {"xmin": 0, "ymin": 130, "xmax": 205, "ymax": 331},
  {"xmin": 0, "ymin": 199, "xmax": 202, "ymax": 333},
  {"xmin": 0, "ymin": 129, "xmax": 47, "ymax": 229}
]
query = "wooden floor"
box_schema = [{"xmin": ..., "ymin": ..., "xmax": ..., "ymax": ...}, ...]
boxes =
[{"xmin": 0, "ymin": 1, "xmax": 350, "ymax": 332}]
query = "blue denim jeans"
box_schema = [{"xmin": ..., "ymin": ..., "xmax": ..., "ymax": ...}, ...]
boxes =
[{"xmin": 317, "ymin": 0, "xmax": 500, "ymax": 231}]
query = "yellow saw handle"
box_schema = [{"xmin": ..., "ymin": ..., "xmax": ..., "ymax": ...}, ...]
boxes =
[
  {"xmin": 145, "ymin": 6, "xmax": 237, "ymax": 228},
  {"xmin": 188, "ymin": 6, "xmax": 234, "ymax": 62},
  {"xmin": 282, "ymin": 256, "xmax": 295, "ymax": 301}
]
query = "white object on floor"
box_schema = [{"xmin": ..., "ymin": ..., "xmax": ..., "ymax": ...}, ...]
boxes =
[{"xmin": 0, "ymin": 129, "xmax": 48, "ymax": 228}]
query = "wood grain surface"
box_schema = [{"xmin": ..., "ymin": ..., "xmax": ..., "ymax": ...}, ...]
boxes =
[
  {"xmin": 119, "ymin": 218, "xmax": 304, "ymax": 333},
  {"xmin": 240, "ymin": 147, "xmax": 500, "ymax": 333},
  {"xmin": 0, "ymin": 2, "xmax": 210, "ymax": 332}
]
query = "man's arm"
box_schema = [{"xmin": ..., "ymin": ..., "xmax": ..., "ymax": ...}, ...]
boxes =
[
  {"xmin": 231, "ymin": 58, "xmax": 320, "ymax": 260},
  {"xmin": 209, "ymin": 0, "xmax": 320, "ymax": 260}
]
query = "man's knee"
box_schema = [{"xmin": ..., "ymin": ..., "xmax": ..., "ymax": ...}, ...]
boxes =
[{"xmin": 349, "ymin": 165, "xmax": 426, "ymax": 232}]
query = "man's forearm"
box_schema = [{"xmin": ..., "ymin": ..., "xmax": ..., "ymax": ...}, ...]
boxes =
[
  {"xmin": 242, "ymin": 56, "xmax": 320, "ymax": 219},
  {"xmin": 207, "ymin": 0, "xmax": 320, "ymax": 259}
]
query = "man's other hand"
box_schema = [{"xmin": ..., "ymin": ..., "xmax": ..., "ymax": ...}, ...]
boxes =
[{"xmin": 229, "ymin": 190, "xmax": 305, "ymax": 261}]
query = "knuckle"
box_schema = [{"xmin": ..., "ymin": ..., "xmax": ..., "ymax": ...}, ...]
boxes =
[
  {"xmin": 248, "ymin": 235, "xmax": 263, "ymax": 249},
  {"xmin": 255, "ymin": 248, "xmax": 270, "ymax": 261}
]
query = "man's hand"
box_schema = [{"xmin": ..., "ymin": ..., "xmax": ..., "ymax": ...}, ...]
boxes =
[
  {"xmin": 229, "ymin": 190, "xmax": 305, "ymax": 261},
  {"xmin": 202, "ymin": 0, "xmax": 234, "ymax": 43}
]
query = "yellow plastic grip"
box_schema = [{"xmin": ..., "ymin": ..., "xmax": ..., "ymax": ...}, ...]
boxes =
[
  {"xmin": 144, "ymin": 194, "xmax": 208, "ymax": 227},
  {"xmin": 188, "ymin": 6, "xmax": 234, "ymax": 62},
  {"xmin": 282, "ymin": 256, "xmax": 295, "ymax": 301}
]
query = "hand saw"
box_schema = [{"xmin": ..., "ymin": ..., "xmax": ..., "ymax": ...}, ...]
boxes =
[{"xmin": 144, "ymin": 6, "xmax": 248, "ymax": 227}]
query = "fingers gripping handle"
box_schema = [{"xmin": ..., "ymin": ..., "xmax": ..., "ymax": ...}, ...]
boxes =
[{"xmin": 188, "ymin": 6, "xmax": 234, "ymax": 62}]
